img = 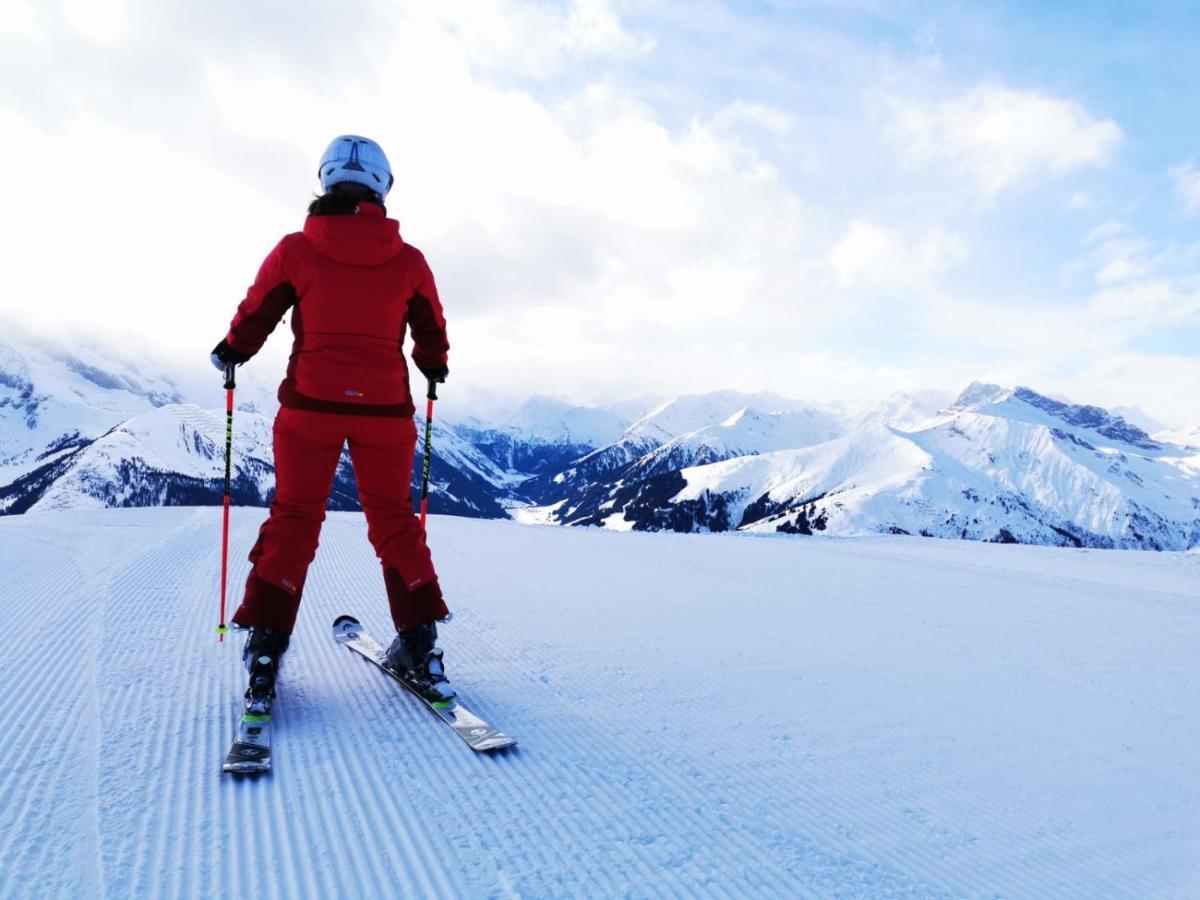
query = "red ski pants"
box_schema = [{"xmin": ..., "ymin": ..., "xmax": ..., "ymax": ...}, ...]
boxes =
[{"xmin": 232, "ymin": 407, "xmax": 448, "ymax": 634}]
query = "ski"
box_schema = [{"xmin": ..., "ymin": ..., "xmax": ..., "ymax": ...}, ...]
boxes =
[
  {"xmin": 331, "ymin": 615, "xmax": 516, "ymax": 753},
  {"xmin": 222, "ymin": 711, "xmax": 272, "ymax": 775}
]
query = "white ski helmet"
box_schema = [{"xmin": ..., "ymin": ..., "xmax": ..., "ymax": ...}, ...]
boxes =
[{"xmin": 317, "ymin": 134, "xmax": 394, "ymax": 200}]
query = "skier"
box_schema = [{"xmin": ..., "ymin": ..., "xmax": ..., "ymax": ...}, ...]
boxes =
[{"xmin": 212, "ymin": 135, "xmax": 454, "ymax": 713}]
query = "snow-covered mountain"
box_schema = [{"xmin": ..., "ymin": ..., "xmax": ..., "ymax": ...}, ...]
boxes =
[
  {"xmin": 844, "ymin": 389, "xmax": 953, "ymax": 433},
  {"xmin": 447, "ymin": 394, "xmax": 643, "ymax": 479},
  {"xmin": 0, "ymin": 329, "xmax": 182, "ymax": 482},
  {"xmin": 3, "ymin": 327, "xmax": 1196, "ymax": 549},
  {"xmin": 568, "ymin": 382, "xmax": 1198, "ymax": 549},
  {"xmin": 0, "ymin": 328, "xmax": 521, "ymax": 518},
  {"xmin": 524, "ymin": 391, "xmax": 839, "ymax": 505},
  {"xmin": 22, "ymin": 404, "xmax": 275, "ymax": 513}
]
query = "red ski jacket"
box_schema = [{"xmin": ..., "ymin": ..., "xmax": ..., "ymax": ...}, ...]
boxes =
[{"xmin": 224, "ymin": 203, "xmax": 449, "ymax": 418}]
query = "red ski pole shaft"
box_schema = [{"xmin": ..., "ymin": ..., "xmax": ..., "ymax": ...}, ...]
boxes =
[
  {"xmin": 218, "ymin": 364, "xmax": 236, "ymax": 642},
  {"xmin": 419, "ymin": 378, "xmax": 437, "ymax": 530}
]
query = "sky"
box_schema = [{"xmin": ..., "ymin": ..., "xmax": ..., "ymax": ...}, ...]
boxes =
[{"xmin": 0, "ymin": 0, "xmax": 1198, "ymax": 426}]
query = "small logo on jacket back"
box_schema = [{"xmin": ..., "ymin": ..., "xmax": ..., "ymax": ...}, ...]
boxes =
[{"xmin": 345, "ymin": 389, "xmax": 364, "ymax": 398}]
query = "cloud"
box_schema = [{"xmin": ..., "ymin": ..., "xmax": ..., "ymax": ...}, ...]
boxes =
[
  {"xmin": 885, "ymin": 83, "xmax": 1123, "ymax": 198},
  {"xmin": 0, "ymin": 2, "xmax": 832, "ymax": 406},
  {"xmin": 829, "ymin": 221, "xmax": 966, "ymax": 290},
  {"xmin": 1076, "ymin": 223, "xmax": 1155, "ymax": 286},
  {"xmin": 711, "ymin": 99, "xmax": 792, "ymax": 135},
  {"xmin": 1086, "ymin": 278, "xmax": 1200, "ymax": 335},
  {"xmin": 1068, "ymin": 188, "xmax": 1107, "ymax": 212},
  {"xmin": 0, "ymin": 1, "xmax": 1193, "ymax": 427},
  {"xmin": 1064, "ymin": 353, "xmax": 1200, "ymax": 430},
  {"xmin": 1169, "ymin": 161, "xmax": 1200, "ymax": 216},
  {"xmin": 0, "ymin": 0, "xmax": 43, "ymax": 40},
  {"xmin": 434, "ymin": 0, "xmax": 653, "ymax": 80},
  {"xmin": 928, "ymin": 275, "xmax": 1200, "ymax": 357},
  {"xmin": 916, "ymin": 275, "xmax": 1200, "ymax": 425},
  {"xmin": 61, "ymin": 0, "xmax": 130, "ymax": 42},
  {"xmin": 0, "ymin": 105, "xmax": 297, "ymax": 365}
]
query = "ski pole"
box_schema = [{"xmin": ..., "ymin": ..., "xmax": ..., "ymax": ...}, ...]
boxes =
[
  {"xmin": 217, "ymin": 363, "xmax": 236, "ymax": 642},
  {"xmin": 419, "ymin": 377, "xmax": 437, "ymax": 530}
]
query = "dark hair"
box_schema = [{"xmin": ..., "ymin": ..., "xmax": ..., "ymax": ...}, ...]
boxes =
[{"xmin": 308, "ymin": 181, "xmax": 386, "ymax": 216}]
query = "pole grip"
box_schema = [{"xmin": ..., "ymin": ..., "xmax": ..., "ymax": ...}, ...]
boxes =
[{"xmin": 426, "ymin": 377, "xmax": 439, "ymax": 401}]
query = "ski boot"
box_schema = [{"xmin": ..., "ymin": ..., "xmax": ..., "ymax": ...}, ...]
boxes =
[
  {"xmin": 384, "ymin": 622, "xmax": 456, "ymax": 703},
  {"xmin": 242, "ymin": 626, "xmax": 290, "ymax": 716}
]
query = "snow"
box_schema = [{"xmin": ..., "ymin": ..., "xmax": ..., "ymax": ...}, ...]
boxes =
[
  {"xmin": 30, "ymin": 403, "xmax": 276, "ymax": 512},
  {"xmin": 1156, "ymin": 424, "xmax": 1200, "ymax": 451},
  {"xmin": 624, "ymin": 390, "xmax": 835, "ymax": 446},
  {"xmin": 2, "ymin": 507, "xmax": 1197, "ymax": 897},
  {"xmin": 510, "ymin": 499, "xmax": 566, "ymax": 525},
  {"xmin": 601, "ymin": 509, "xmax": 635, "ymax": 531},
  {"xmin": 660, "ymin": 393, "xmax": 1200, "ymax": 548},
  {"xmin": 5, "ymin": 324, "xmax": 1193, "ymax": 551},
  {"xmin": 843, "ymin": 389, "xmax": 953, "ymax": 434},
  {"xmin": 0, "ymin": 331, "xmax": 172, "ymax": 483},
  {"xmin": 674, "ymin": 424, "xmax": 933, "ymax": 528},
  {"xmin": 448, "ymin": 394, "xmax": 642, "ymax": 448}
]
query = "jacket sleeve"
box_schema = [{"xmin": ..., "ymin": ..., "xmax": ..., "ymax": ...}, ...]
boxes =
[
  {"xmin": 407, "ymin": 251, "xmax": 450, "ymax": 370},
  {"xmin": 224, "ymin": 237, "xmax": 298, "ymax": 357}
]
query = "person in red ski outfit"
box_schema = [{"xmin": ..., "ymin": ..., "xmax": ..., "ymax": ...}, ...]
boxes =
[{"xmin": 211, "ymin": 134, "xmax": 454, "ymax": 709}]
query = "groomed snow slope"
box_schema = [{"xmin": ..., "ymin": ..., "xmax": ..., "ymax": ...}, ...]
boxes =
[{"xmin": 1, "ymin": 509, "xmax": 1197, "ymax": 898}]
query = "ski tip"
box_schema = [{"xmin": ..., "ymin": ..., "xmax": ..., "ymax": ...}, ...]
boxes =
[{"xmin": 331, "ymin": 615, "xmax": 362, "ymax": 639}]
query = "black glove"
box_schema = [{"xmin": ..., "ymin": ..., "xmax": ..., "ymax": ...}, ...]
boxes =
[
  {"xmin": 211, "ymin": 339, "xmax": 251, "ymax": 372},
  {"xmin": 418, "ymin": 364, "xmax": 448, "ymax": 384}
]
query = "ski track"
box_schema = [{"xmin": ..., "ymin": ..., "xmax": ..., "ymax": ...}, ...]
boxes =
[
  {"xmin": 0, "ymin": 536, "xmax": 96, "ymax": 898},
  {"xmin": 0, "ymin": 508, "xmax": 1197, "ymax": 898},
  {"xmin": 435, "ymin": 540, "xmax": 950, "ymax": 898}
]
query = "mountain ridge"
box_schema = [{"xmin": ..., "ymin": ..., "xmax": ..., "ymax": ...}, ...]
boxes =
[{"xmin": 1, "ymin": 329, "xmax": 1196, "ymax": 549}]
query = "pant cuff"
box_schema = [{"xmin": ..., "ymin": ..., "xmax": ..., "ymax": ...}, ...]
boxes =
[
  {"xmin": 231, "ymin": 573, "xmax": 301, "ymax": 634},
  {"xmin": 384, "ymin": 568, "xmax": 449, "ymax": 631}
]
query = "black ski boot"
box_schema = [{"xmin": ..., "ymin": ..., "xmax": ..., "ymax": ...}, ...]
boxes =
[
  {"xmin": 242, "ymin": 627, "xmax": 290, "ymax": 716},
  {"xmin": 384, "ymin": 622, "xmax": 455, "ymax": 703}
]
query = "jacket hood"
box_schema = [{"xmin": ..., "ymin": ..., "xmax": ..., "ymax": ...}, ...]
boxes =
[{"xmin": 302, "ymin": 203, "xmax": 404, "ymax": 266}]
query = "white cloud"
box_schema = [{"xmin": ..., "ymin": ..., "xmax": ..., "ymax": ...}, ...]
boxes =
[
  {"xmin": 0, "ymin": 107, "xmax": 296, "ymax": 363},
  {"xmin": 1169, "ymin": 161, "xmax": 1200, "ymax": 215},
  {"xmin": 1083, "ymin": 221, "xmax": 1127, "ymax": 245},
  {"xmin": 1068, "ymin": 189, "xmax": 1102, "ymax": 212},
  {"xmin": 61, "ymin": 0, "xmax": 130, "ymax": 42},
  {"xmin": 886, "ymin": 83, "xmax": 1123, "ymax": 198},
  {"xmin": 917, "ymin": 278, "xmax": 1200, "ymax": 425},
  {"xmin": 434, "ymin": 0, "xmax": 653, "ymax": 79},
  {"xmin": 829, "ymin": 221, "xmax": 966, "ymax": 290},
  {"xmin": 711, "ymin": 100, "xmax": 792, "ymax": 135},
  {"xmin": 1086, "ymin": 226, "xmax": 1154, "ymax": 286},
  {"xmin": 0, "ymin": 2, "xmax": 833, "ymax": 406},
  {"xmin": 1095, "ymin": 256, "xmax": 1148, "ymax": 286},
  {"xmin": 0, "ymin": 1, "xmax": 1193, "ymax": 425},
  {"xmin": 928, "ymin": 276, "xmax": 1200, "ymax": 358},
  {"xmin": 1069, "ymin": 222, "xmax": 1198, "ymax": 289},
  {"xmin": 1063, "ymin": 353, "xmax": 1200, "ymax": 430},
  {"xmin": 0, "ymin": 0, "xmax": 41, "ymax": 40},
  {"xmin": 1087, "ymin": 278, "xmax": 1200, "ymax": 334}
]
